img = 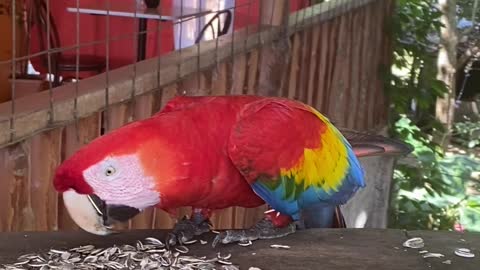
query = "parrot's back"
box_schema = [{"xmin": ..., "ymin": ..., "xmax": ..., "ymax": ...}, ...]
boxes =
[{"xmin": 222, "ymin": 97, "xmax": 365, "ymax": 220}]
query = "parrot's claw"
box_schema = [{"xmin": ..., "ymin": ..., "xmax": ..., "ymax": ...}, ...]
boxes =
[
  {"xmin": 167, "ymin": 215, "xmax": 212, "ymax": 246},
  {"xmin": 211, "ymin": 218, "xmax": 296, "ymax": 247}
]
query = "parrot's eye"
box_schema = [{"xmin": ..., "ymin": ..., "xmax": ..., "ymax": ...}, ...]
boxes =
[{"xmin": 105, "ymin": 166, "xmax": 116, "ymax": 176}]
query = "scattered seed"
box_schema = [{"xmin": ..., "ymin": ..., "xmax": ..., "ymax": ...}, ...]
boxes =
[
  {"xmin": 200, "ymin": 240, "xmax": 208, "ymax": 245},
  {"xmin": 238, "ymin": 240, "xmax": 252, "ymax": 247},
  {"xmin": 183, "ymin": 239, "xmax": 198, "ymax": 245},
  {"xmin": 455, "ymin": 248, "xmax": 475, "ymax": 258},
  {"xmin": 442, "ymin": 260, "xmax": 452, "ymax": 264},
  {"xmin": 422, "ymin": 253, "xmax": 445, "ymax": 258},
  {"xmin": 218, "ymin": 259, "xmax": 233, "ymax": 265},
  {"xmin": 403, "ymin": 237, "xmax": 425, "ymax": 249},
  {"xmin": 217, "ymin": 253, "xmax": 232, "ymax": 260},
  {"xmin": 2, "ymin": 235, "xmax": 237, "ymax": 270},
  {"xmin": 270, "ymin": 244, "xmax": 290, "ymax": 249},
  {"xmin": 418, "ymin": 250, "xmax": 429, "ymax": 254},
  {"xmin": 175, "ymin": 246, "xmax": 189, "ymax": 254},
  {"xmin": 12, "ymin": 260, "xmax": 29, "ymax": 266}
]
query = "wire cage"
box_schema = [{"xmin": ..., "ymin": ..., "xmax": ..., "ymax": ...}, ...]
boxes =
[{"xmin": 0, "ymin": 0, "xmax": 394, "ymax": 232}]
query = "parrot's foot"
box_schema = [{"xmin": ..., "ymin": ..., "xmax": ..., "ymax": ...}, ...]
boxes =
[
  {"xmin": 211, "ymin": 218, "xmax": 296, "ymax": 247},
  {"xmin": 167, "ymin": 215, "xmax": 212, "ymax": 246}
]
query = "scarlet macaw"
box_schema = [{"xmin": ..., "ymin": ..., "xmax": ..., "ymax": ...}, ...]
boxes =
[{"xmin": 53, "ymin": 95, "xmax": 411, "ymax": 246}]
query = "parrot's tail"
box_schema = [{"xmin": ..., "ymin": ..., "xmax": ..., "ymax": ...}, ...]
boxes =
[
  {"xmin": 332, "ymin": 206, "xmax": 346, "ymax": 228},
  {"xmin": 338, "ymin": 128, "xmax": 414, "ymax": 158}
]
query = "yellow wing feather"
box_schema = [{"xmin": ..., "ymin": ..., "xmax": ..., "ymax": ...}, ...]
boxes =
[{"xmin": 279, "ymin": 106, "xmax": 349, "ymax": 192}]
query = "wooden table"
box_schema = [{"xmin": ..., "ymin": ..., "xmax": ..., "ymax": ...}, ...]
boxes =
[
  {"xmin": 0, "ymin": 229, "xmax": 479, "ymax": 269},
  {"xmin": 66, "ymin": 2, "xmax": 211, "ymax": 61}
]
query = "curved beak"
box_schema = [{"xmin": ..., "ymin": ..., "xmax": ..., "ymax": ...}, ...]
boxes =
[
  {"xmin": 62, "ymin": 189, "xmax": 141, "ymax": 235},
  {"xmin": 62, "ymin": 189, "xmax": 114, "ymax": 235}
]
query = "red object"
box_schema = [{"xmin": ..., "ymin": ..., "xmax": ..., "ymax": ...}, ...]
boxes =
[
  {"xmin": 28, "ymin": 0, "xmax": 175, "ymax": 76},
  {"xmin": 28, "ymin": 0, "xmax": 309, "ymax": 78}
]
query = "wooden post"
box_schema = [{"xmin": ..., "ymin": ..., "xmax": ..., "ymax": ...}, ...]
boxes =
[{"xmin": 257, "ymin": 0, "xmax": 290, "ymax": 96}]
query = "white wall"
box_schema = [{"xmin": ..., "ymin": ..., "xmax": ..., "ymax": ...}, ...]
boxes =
[{"xmin": 173, "ymin": 0, "xmax": 235, "ymax": 49}]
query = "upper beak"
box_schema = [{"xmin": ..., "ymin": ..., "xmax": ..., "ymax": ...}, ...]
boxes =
[
  {"xmin": 62, "ymin": 189, "xmax": 113, "ymax": 235},
  {"xmin": 62, "ymin": 189, "xmax": 141, "ymax": 235}
]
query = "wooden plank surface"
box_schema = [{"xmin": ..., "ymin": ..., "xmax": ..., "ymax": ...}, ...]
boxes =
[
  {"xmin": 0, "ymin": 143, "xmax": 29, "ymax": 232},
  {"xmin": 346, "ymin": 5, "xmax": 365, "ymax": 129},
  {"xmin": 28, "ymin": 129, "xmax": 63, "ymax": 231},
  {"xmin": 0, "ymin": 229, "xmax": 478, "ymax": 270}
]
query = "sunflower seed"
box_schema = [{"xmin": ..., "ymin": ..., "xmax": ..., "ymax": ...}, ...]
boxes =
[
  {"xmin": 422, "ymin": 252, "xmax": 445, "ymax": 258},
  {"xmin": 217, "ymin": 253, "xmax": 232, "ymax": 260},
  {"xmin": 218, "ymin": 259, "xmax": 233, "ymax": 265},
  {"xmin": 402, "ymin": 237, "xmax": 424, "ymax": 249},
  {"xmin": 455, "ymin": 248, "xmax": 475, "ymax": 258},
  {"xmin": 270, "ymin": 244, "xmax": 290, "ymax": 249},
  {"xmin": 12, "ymin": 260, "xmax": 28, "ymax": 266},
  {"xmin": 27, "ymin": 262, "xmax": 47, "ymax": 267},
  {"xmin": 146, "ymin": 248, "xmax": 166, "ymax": 253},
  {"xmin": 5, "ymin": 235, "xmax": 239, "ymax": 270},
  {"xmin": 183, "ymin": 239, "xmax": 198, "ymax": 245},
  {"xmin": 175, "ymin": 246, "xmax": 189, "ymax": 254},
  {"xmin": 238, "ymin": 240, "xmax": 252, "ymax": 247}
]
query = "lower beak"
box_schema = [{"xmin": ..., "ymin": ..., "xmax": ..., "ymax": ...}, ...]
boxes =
[
  {"xmin": 62, "ymin": 189, "xmax": 113, "ymax": 235},
  {"xmin": 62, "ymin": 189, "xmax": 141, "ymax": 235}
]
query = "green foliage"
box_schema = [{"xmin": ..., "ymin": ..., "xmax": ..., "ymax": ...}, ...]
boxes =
[
  {"xmin": 386, "ymin": 0, "xmax": 480, "ymax": 232},
  {"xmin": 389, "ymin": 116, "xmax": 480, "ymax": 231},
  {"xmin": 452, "ymin": 120, "xmax": 480, "ymax": 148},
  {"xmin": 387, "ymin": 0, "xmax": 447, "ymax": 119},
  {"xmin": 389, "ymin": 115, "xmax": 457, "ymax": 230}
]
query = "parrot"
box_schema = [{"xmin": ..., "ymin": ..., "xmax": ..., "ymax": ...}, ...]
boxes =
[{"xmin": 53, "ymin": 95, "xmax": 412, "ymax": 246}]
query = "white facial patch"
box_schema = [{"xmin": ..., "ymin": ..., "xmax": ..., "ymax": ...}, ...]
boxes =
[{"xmin": 82, "ymin": 154, "xmax": 160, "ymax": 210}]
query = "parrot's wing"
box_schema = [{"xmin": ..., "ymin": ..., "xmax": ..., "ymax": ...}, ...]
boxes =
[
  {"xmin": 338, "ymin": 128, "xmax": 414, "ymax": 158},
  {"xmin": 227, "ymin": 98, "xmax": 365, "ymax": 220}
]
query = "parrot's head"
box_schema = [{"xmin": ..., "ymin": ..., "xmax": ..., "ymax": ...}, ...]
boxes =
[{"xmin": 53, "ymin": 121, "xmax": 166, "ymax": 235}]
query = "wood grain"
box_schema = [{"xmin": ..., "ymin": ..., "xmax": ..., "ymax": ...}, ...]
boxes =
[
  {"xmin": 246, "ymin": 50, "xmax": 259, "ymax": 95},
  {"xmin": 29, "ymin": 128, "xmax": 63, "ymax": 231},
  {"xmin": 231, "ymin": 54, "xmax": 247, "ymax": 95},
  {"xmin": 0, "ymin": 143, "xmax": 29, "ymax": 232}
]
